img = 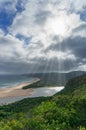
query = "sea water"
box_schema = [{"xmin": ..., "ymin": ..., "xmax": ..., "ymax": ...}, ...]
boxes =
[{"xmin": 0, "ymin": 75, "xmax": 35, "ymax": 88}]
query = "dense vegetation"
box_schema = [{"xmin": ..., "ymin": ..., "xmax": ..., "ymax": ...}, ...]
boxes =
[{"xmin": 0, "ymin": 74, "xmax": 86, "ymax": 130}]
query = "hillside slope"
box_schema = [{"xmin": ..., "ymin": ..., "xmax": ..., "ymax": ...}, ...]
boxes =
[{"xmin": 0, "ymin": 74, "xmax": 86, "ymax": 130}]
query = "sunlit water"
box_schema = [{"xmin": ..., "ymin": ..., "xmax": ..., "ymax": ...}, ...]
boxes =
[
  {"xmin": 30, "ymin": 87, "xmax": 64, "ymax": 97},
  {"xmin": 0, "ymin": 87, "xmax": 64, "ymax": 105}
]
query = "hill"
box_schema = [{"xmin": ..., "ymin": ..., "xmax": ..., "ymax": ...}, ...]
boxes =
[
  {"xmin": 23, "ymin": 71, "xmax": 86, "ymax": 89},
  {"xmin": 0, "ymin": 74, "xmax": 86, "ymax": 130},
  {"xmin": 57, "ymin": 73, "xmax": 86, "ymax": 94}
]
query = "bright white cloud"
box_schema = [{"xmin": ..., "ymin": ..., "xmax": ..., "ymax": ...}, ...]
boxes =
[{"xmin": 0, "ymin": 32, "xmax": 27, "ymax": 62}]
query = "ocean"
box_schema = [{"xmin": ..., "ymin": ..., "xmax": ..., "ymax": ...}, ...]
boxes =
[{"xmin": 0, "ymin": 75, "xmax": 35, "ymax": 88}]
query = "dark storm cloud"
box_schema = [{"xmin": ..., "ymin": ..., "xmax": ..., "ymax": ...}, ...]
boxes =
[
  {"xmin": 0, "ymin": 61, "xmax": 34, "ymax": 74},
  {"xmin": 30, "ymin": 57, "xmax": 77, "ymax": 72},
  {"xmin": 61, "ymin": 37, "xmax": 86, "ymax": 60},
  {"xmin": 0, "ymin": 35, "xmax": 86, "ymax": 74},
  {"xmin": 46, "ymin": 36, "xmax": 86, "ymax": 58}
]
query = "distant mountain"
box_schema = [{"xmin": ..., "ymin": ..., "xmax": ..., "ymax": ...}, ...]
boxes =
[
  {"xmin": 24, "ymin": 71, "xmax": 86, "ymax": 86},
  {"xmin": 66, "ymin": 70, "xmax": 86, "ymax": 79}
]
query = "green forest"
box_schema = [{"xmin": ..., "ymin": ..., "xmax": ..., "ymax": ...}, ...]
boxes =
[{"xmin": 0, "ymin": 74, "xmax": 86, "ymax": 130}]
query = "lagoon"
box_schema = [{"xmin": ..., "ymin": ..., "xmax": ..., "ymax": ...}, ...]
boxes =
[{"xmin": 0, "ymin": 86, "xmax": 64, "ymax": 105}]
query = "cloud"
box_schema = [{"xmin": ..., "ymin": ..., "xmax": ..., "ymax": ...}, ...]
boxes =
[
  {"xmin": 0, "ymin": 0, "xmax": 86, "ymax": 73},
  {"xmin": 72, "ymin": 23, "xmax": 86, "ymax": 37}
]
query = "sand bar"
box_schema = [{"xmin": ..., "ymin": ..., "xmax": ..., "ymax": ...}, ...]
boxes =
[
  {"xmin": 0, "ymin": 86, "xmax": 64, "ymax": 105},
  {"xmin": 0, "ymin": 78, "xmax": 40, "ymax": 98},
  {"xmin": 0, "ymin": 78, "xmax": 64, "ymax": 105}
]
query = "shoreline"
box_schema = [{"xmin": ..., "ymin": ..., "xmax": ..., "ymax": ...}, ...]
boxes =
[
  {"xmin": 0, "ymin": 78, "xmax": 64, "ymax": 105},
  {"xmin": 0, "ymin": 86, "xmax": 64, "ymax": 105},
  {"xmin": 0, "ymin": 78, "xmax": 40, "ymax": 98}
]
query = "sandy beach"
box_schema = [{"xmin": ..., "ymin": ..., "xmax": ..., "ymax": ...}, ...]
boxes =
[
  {"xmin": 0, "ymin": 78, "xmax": 64, "ymax": 105},
  {"xmin": 0, "ymin": 78, "xmax": 40, "ymax": 98}
]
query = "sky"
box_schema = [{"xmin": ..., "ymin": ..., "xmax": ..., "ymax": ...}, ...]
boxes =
[{"xmin": 0, "ymin": 0, "xmax": 86, "ymax": 74}]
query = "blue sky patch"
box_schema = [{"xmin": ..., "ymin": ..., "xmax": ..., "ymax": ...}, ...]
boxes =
[
  {"xmin": 16, "ymin": 0, "xmax": 25, "ymax": 13},
  {"xmin": 0, "ymin": 0, "xmax": 25, "ymax": 33},
  {"xmin": 0, "ymin": 10, "xmax": 15, "ymax": 33},
  {"xmin": 16, "ymin": 34, "xmax": 32, "ymax": 45},
  {"xmin": 80, "ymin": 10, "xmax": 86, "ymax": 22}
]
